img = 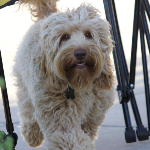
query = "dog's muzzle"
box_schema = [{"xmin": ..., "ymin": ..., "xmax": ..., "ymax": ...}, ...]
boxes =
[{"xmin": 74, "ymin": 49, "xmax": 87, "ymax": 69}]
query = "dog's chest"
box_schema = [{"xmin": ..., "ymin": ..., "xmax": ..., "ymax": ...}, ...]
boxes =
[{"xmin": 65, "ymin": 91, "xmax": 95, "ymax": 117}]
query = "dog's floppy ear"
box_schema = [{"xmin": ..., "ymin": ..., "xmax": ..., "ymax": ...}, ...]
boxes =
[
  {"xmin": 38, "ymin": 53, "xmax": 67, "ymax": 92},
  {"xmin": 94, "ymin": 57, "xmax": 114, "ymax": 91},
  {"xmin": 44, "ymin": 70, "xmax": 67, "ymax": 93}
]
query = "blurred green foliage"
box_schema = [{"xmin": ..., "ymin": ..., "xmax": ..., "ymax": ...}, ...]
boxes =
[
  {"xmin": 0, "ymin": 69, "xmax": 13, "ymax": 150},
  {"xmin": 0, "ymin": 131, "xmax": 13, "ymax": 150},
  {"xmin": 0, "ymin": 77, "xmax": 5, "ymax": 90}
]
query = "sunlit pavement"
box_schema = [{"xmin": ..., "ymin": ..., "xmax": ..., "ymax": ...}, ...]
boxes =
[{"xmin": 0, "ymin": 1, "xmax": 150, "ymax": 149}]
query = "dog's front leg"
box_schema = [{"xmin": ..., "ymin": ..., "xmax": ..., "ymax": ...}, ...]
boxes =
[{"xmin": 33, "ymin": 96, "xmax": 95, "ymax": 150}]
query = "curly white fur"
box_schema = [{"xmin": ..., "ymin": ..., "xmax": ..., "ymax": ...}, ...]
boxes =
[{"xmin": 13, "ymin": 1, "xmax": 115, "ymax": 149}]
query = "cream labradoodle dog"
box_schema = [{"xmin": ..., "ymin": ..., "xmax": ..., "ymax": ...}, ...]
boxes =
[{"xmin": 13, "ymin": 0, "xmax": 115, "ymax": 149}]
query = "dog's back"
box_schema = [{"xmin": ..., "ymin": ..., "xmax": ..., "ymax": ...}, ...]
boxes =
[{"xmin": 13, "ymin": 0, "xmax": 59, "ymax": 99}]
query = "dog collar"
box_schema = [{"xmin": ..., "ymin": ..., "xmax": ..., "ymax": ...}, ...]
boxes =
[{"xmin": 66, "ymin": 85, "xmax": 75, "ymax": 99}]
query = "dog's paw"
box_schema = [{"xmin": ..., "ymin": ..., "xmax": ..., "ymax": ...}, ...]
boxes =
[{"xmin": 21, "ymin": 122, "xmax": 44, "ymax": 147}]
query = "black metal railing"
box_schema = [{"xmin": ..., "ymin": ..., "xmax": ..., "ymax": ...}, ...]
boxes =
[{"xmin": 103, "ymin": 0, "xmax": 150, "ymax": 143}]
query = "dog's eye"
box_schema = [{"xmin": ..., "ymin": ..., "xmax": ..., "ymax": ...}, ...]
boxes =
[
  {"xmin": 61, "ymin": 34, "xmax": 70, "ymax": 41},
  {"xmin": 85, "ymin": 32, "xmax": 92, "ymax": 39}
]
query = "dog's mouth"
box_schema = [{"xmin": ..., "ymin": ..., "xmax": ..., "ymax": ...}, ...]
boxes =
[
  {"xmin": 65, "ymin": 58, "xmax": 96, "ymax": 74},
  {"xmin": 76, "ymin": 61, "xmax": 86, "ymax": 69}
]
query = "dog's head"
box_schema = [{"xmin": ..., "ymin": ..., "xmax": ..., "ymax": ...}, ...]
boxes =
[{"xmin": 39, "ymin": 4, "xmax": 113, "ymax": 92}]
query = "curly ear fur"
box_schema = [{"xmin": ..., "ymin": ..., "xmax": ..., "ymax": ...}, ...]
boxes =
[
  {"xmin": 38, "ymin": 53, "xmax": 67, "ymax": 93},
  {"xmin": 94, "ymin": 72, "xmax": 113, "ymax": 91},
  {"xmin": 94, "ymin": 57, "xmax": 114, "ymax": 91}
]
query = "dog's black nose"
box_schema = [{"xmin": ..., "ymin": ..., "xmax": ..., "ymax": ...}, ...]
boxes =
[{"xmin": 74, "ymin": 49, "xmax": 87, "ymax": 60}]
